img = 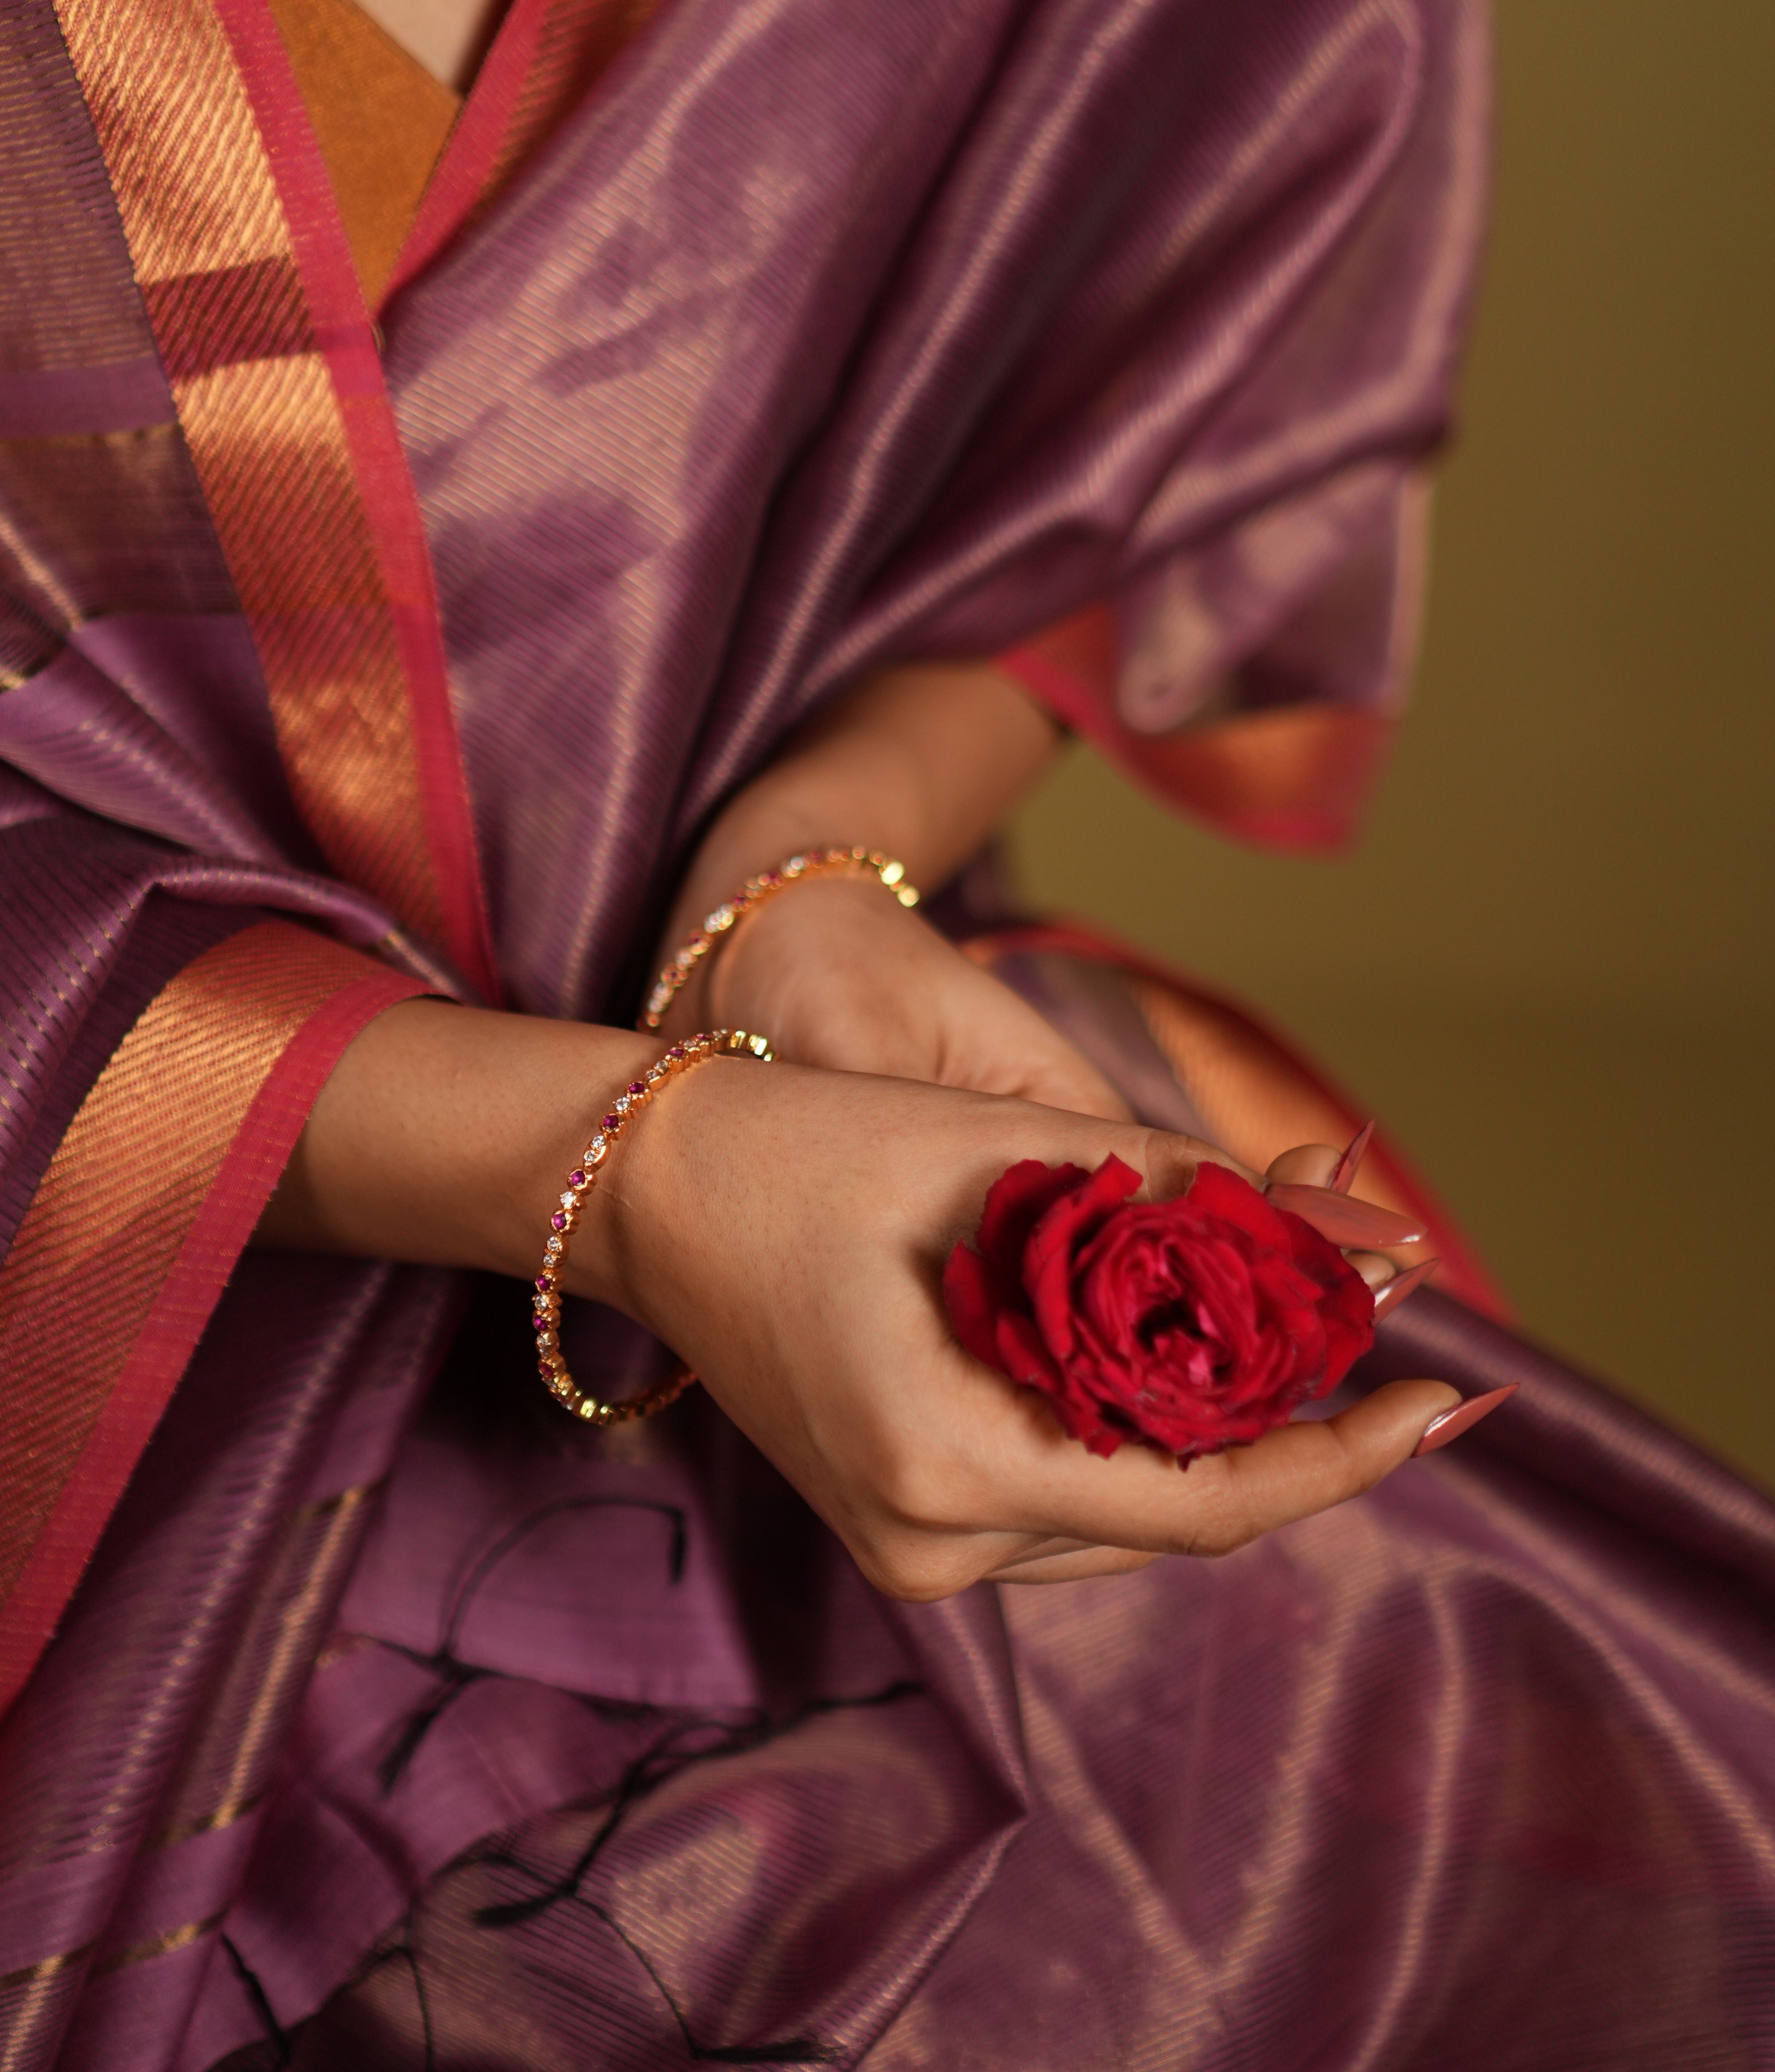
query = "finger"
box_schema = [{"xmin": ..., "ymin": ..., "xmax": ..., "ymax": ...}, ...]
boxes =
[
  {"xmin": 1006, "ymin": 1052, "xmax": 1132, "ymax": 1125},
  {"xmin": 1160, "ymin": 1381, "xmax": 1459, "ymax": 1554},
  {"xmin": 1265, "ymin": 1142, "xmax": 1343, "ymax": 1189},
  {"xmin": 982, "ymin": 1533, "xmax": 1095, "ymax": 1571},
  {"xmin": 976, "ymin": 1376, "xmax": 1461, "ymax": 1558},
  {"xmin": 1373, "ymin": 1257, "xmax": 1439, "ymax": 1319},
  {"xmin": 990, "ymin": 1544, "xmax": 1161, "ymax": 1585},
  {"xmin": 1138, "ymin": 1130, "xmax": 1262, "ymax": 1200},
  {"xmin": 1264, "ymin": 1186, "xmax": 1424, "ymax": 1249},
  {"xmin": 1347, "ymin": 1247, "xmax": 1396, "ymax": 1291}
]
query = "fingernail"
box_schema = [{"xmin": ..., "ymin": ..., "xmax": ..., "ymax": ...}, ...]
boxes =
[
  {"xmin": 1266, "ymin": 1183, "xmax": 1424, "ymax": 1249},
  {"xmin": 1413, "ymin": 1384, "xmax": 1518, "ymax": 1457},
  {"xmin": 1329, "ymin": 1119, "xmax": 1375, "ymax": 1195},
  {"xmin": 1372, "ymin": 1257, "xmax": 1439, "ymax": 1321}
]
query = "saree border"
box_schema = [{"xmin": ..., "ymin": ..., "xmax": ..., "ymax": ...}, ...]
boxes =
[
  {"xmin": 385, "ymin": 0, "xmax": 659, "ymax": 307},
  {"xmin": 0, "ymin": 920, "xmax": 426, "ymax": 1721},
  {"xmin": 964, "ymin": 917, "xmax": 1511, "ymax": 1321},
  {"xmin": 51, "ymin": 0, "xmax": 498, "ymax": 1003},
  {"xmin": 998, "ymin": 605, "xmax": 1397, "ymax": 857}
]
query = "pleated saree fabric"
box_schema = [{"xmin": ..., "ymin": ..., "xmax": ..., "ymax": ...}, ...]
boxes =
[{"xmin": 1, "ymin": 0, "xmax": 1772, "ymax": 2065}]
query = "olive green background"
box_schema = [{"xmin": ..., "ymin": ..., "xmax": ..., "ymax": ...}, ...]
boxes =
[{"xmin": 1009, "ymin": 0, "xmax": 1775, "ymax": 1482}]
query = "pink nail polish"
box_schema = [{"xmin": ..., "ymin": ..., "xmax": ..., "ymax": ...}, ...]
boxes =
[
  {"xmin": 1372, "ymin": 1257, "xmax": 1439, "ymax": 1321},
  {"xmin": 1266, "ymin": 1184, "xmax": 1425, "ymax": 1249},
  {"xmin": 1329, "ymin": 1119, "xmax": 1375, "ymax": 1196},
  {"xmin": 1413, "ymin": 1384, "xmax": 1518, "ymax": 1457}
]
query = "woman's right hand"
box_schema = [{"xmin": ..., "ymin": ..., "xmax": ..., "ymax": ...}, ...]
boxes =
[{"xmin": 589, "ymin": 1053, "xmax": 1459, "ymax": 1597}]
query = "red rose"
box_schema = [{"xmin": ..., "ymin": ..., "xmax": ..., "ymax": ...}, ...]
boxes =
[{"xmin": 942, "ymin": 1155, "xmax": 1374, "ymax": 1460}]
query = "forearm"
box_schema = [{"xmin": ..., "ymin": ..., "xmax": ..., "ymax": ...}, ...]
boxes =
[
  {"xmin": 255, "ymin": 661, "xmax": 1058, "ymax": 1280},
  {"xmin": 253, "ymin": 997, "xmax": 656, "ymax": 1299},
  {"xmin": 660, "ymin": 659, "xmax": 1061, "ymax": 951}
]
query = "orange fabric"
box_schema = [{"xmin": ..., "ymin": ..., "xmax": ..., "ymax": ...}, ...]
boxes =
[
  {"xmin": 386, "ymin": 0, "xmax": 659, "ymax": 301},
  {"xmin": 53, "ymin": 0, "xmax": 490, "ymax": 992},
  {"xmin": 267, "ymin": 0, "xmax": 461, "ymax": 306},
  {"xmin": 0, "ymin": 921, "xmax": 424, "ymax": 1715},
  {"xmin": 998, "ymin": 603, "xmax": 1396, "ymax": 856}
]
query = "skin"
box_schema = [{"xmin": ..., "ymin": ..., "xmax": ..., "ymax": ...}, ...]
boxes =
[{"xmin": 257, "ymin": 659, "xmax": 1459, "ymax": 1595}]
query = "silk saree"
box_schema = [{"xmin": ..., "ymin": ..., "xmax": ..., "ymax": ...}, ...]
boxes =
[{"xmin": 2, "ymin": 0, "xmax": 1773, "ymax": 2064}]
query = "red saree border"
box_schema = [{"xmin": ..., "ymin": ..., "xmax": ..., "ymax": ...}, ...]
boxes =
[
  {"xmin": 998, "ymin": 606, "xmax": 1395, "ymax": 856},
  {"xmin": 53, "ymin": 0, "xmax": 498, "ymax": 1004},
  {"xmin": 0, "ymin": 921, "xmax": 426, "ymax": 1722},
  {"xmin": 384, "ymin": 0, "xmax": 658, "ymax": 307},
  {"xmin": 965, "ymin": 918, "xmax": 1511, "ymax": 1322},
  {"xmin": 218, "ymin": 0, "xmax": 498, "ymax": 1001}
]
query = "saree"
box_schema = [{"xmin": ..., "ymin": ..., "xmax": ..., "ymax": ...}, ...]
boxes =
[{"xmin": 2, "ymin": 0, "xmax": 1772, "ymax": 2064}]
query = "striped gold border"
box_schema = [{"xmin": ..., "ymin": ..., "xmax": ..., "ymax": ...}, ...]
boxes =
[
  {"xmin": 51, "ymin": 0, "xmax": 497, "ymax": 999},
  {"xmin": 0, "ymin": 920, "xmax": 425, "ymax": 1717}
]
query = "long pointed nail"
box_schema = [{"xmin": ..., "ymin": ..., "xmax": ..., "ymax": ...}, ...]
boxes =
[
  {"xmin": 1373, "ymin": 1257, "xmax": 1439, "ymax": 1321},
  {"xmin": 1413, "ymin": 1384, "xmax": 1518, "ymax": 1456},
  {"xmin": 1329, "ymin": 1120, "xmax": 1375, "ymax": 1195},
  {"xmin": 1266, "ymin": 1184, "xmax": 1424, "ymax": 1249}
]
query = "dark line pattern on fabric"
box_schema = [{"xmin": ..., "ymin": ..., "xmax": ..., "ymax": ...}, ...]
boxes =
[
  {"xmin": 440, "ymin": 1494, "xmax": 689, "ymax": 1654},
  {"xmin": 374, "ymin": 1494, "xmax": 691, "ymax": 1791},
  {"xmin": 584, "ymin": 1897, "xmax": 840, "ymax": 2065},
  {"xmin": 460, "ymin": 1678, "xmax": 924, "ymax": 2064},
  {"xmin": 472, "ymin": 1680, "xmax": 926, "ymax": 1929},
  {"xmin": 221, "ymin": 1933, "xmax": 290, "ymax": 2068}
]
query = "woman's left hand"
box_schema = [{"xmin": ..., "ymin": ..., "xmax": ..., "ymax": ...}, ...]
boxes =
[{"xmin": 666, "ymin": 870, "xmax": 1129, "ymax": 1121}]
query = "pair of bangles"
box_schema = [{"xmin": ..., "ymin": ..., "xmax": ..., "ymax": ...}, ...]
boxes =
[{"xmin": 535, "ymin": 846, "xmax": 919, "ymax": 1421}]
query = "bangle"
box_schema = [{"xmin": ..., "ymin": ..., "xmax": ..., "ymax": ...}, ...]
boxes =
[
  {"xmin": 640, "ymin": 846, "xmax": 920, "ymax": 1032},
  {"xmin": 533, "ymin": 1028, "xmax": 775, "ymax": 1422}
]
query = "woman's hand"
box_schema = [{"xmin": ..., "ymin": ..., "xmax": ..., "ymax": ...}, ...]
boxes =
[
  {"xmin": 590, "ymin": 1053, "xmax": 1458, "ymax": 1597},
  {"xmin": 651, "ymin": 656, "xmax": 1124, "ymax": 1113},
  {"xmin": 258, "ymin": 1000, "xmax": 1452, "ymax": 1594},
  {"xmin": 675, "ymin": 874, "xmax": 1127, "ymax": 1120}
]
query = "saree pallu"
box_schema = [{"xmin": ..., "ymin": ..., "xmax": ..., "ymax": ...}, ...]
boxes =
[{"xmin": 1, "ymin": 0, "xmax": 1772, "ymax": 2064}]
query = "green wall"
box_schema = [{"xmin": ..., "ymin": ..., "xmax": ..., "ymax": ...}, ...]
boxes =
[{"xmin": 1009, "ymin": 0, "xmax": 1775, "ymax": 1480}]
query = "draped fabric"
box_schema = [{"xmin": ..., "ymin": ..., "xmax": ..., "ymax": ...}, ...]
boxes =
[{"xmin": 2, "ymin": 0, "xmax": 1772, "ymax": 2066}]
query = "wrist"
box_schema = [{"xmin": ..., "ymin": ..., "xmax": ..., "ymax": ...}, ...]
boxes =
[
  {"xmin": 652, "ymin": 847, "xmax": 917, "ymax": 1039},
  {"xmin": 256, "ymin": 999, "xmax": 663, "ymax": 1298},
  {"xmin": 559, "ymin": 1039, "xmax": 776, "ymax": 1328}
]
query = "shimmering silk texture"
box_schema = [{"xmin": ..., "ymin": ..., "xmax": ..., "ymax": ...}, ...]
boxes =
[{"xmin": 1, "ymin": 1, "xmax": 1771, "ymax": 2067}]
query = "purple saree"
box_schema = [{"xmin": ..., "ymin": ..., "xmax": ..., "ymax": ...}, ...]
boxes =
[{"xmin": 2, "ymin": 0, "xmax": 1773, "ymax": 2065}]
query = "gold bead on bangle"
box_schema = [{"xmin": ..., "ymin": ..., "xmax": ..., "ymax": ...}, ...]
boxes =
[{"xmin": 640, "ymin": 847, "xmax": 919, "ymax": 1031}]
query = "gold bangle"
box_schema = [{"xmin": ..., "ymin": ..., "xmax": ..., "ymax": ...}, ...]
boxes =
[
  {"xmin": 640, "ymin": 847, "xmax": 919, "ymax": 1032},
  {"xmin": 533, "ymin": 1028, "xmax": 775, "ymax": 1422}
]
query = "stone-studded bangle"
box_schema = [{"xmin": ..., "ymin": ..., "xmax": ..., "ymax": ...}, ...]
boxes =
[
  {"xmin": 640, "ymin": 847, "xmax": 920, "ymax": 1032},
  {"xmin": 534, "ymin": 1028, "xmax": 775, "ymax": 1422}
]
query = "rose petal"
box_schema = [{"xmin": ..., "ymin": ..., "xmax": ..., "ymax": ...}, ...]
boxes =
[
  {"xmin": 1023, "ymin": 1155, "xmax": 1142, "ymax": 1361},
  {"xmin": 941, "ymin": 1242, "xmax": 1006, "ymax": 1371},
  {"xmin": 1183, "ymin": 1160, "xmax": 1293, "ymax": 1245},
  {"xmin": 977, "ymin": 1159, "xmax": 1090, "ymax": 1279}
]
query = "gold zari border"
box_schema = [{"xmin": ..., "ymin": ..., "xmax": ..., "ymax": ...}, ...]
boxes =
[
  {"xmin": 52, "ymin": 0, "xmax": 453, "ymax": 957},
  {"xmin": 0, "ymin": 921, "xmax": 393, "ymax": 1621}
]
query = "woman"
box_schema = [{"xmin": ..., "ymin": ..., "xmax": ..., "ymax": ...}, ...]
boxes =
[{"xmin": 2, "ymin": 0, "xmax": 1771, "ymax": 2064}]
